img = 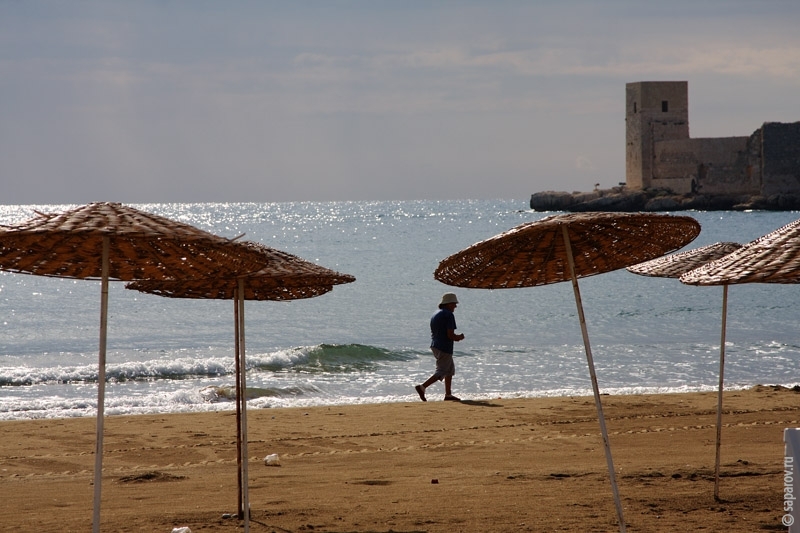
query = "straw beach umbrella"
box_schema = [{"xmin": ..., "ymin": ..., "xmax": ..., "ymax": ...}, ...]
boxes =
[
  {"xmin": 626, "ymin": 242, "xmax": 742, "ymax": 280},
  {"xmin": 680, "ymin": 218, "xmax": 800, "ymax": 285},
  {"xmin": 681, "ymin": 218, "xmax": 800, "ymax": 499},
  {"xmin": 126, "ymin": 241, "xmax": 353, "ymax": 300},
  {"xmin": 434, "ymin": 212, "xmax": 702, "ymax": 533},
  {"xmin": 126, "ymin": 241, "xmax": 355, "ymax": 531},
  {"xmin": 0, "ymin": 202, "xmax": 267, "ymax": 533},
  {"xmin": 626, "ymin": 242, "xmax": 742, "ymax": 501}
]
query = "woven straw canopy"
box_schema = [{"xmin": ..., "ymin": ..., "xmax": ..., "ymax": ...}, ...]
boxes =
[
  {"xmin": 435, "ymin": 212, "xmax": 701, "ymax": 288},
  {"xmin": 627, "ymin": 242, "xmax": 742, "ymax": 279},
  {"xmin": 126, "ymin": 241, "xmax": 355, "ymax": 300},
  {"xmin": 681, "ymin": 217, "xmax": 800, "ymax": 285},
  {"xmin": 0, "ymin": 202, "xmax": 265, "ymax": 281}
]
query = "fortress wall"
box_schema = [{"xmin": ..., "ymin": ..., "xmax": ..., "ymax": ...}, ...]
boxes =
[
  {"xmin": 691, "ymin": 137, "xmax": 756, "ymax": 195},
  {"xmin": 652, "ymin": 137, "xmax": 754, "ymax": 195},
  {"xmin": 625, "ymin": 113, "xmax": 645, "ymax": 189},
  {"xmin": 626, "ymin": 81, "xmax": 689, "ymax": 189},
  {"xmin": 623, "ymin": 81, "xmax": 798, "ymax": 199},
  {"xmin": 761, "ymin": 122, "xmax": 800, "ymax": 195},
  {"xmin": 634, "ymin": 82, "xmax": 688, "ymax": 130},
  {"xmin": 651, "ymin": 139, "xmax": 698, "ymax": 193}
]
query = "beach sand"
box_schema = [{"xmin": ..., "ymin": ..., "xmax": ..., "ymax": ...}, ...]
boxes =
[{"xmin": 0, "ymin": 385, "xmax": 797, "ymax": 532}]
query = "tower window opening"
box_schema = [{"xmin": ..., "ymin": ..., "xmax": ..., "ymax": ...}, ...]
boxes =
[
  {"xmin": 662, "ymin": 100, "xmax": 669, "ymax": 112},
  {"xmin": 633, "ymin": 102, "xmax": 637, "ymax": 113}
]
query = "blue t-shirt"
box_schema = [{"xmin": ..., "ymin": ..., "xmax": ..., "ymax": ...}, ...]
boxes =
[{"xmin": 430, "ymin": 308, "xmax": 457, "ymax": 354}]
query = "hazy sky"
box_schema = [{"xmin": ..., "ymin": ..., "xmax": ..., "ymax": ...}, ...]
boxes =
[{"xmin": 1, "ymin": 1, "xmax": 799, "ymax": 204}]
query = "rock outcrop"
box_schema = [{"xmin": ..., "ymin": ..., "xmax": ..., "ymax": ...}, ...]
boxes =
[{"xmin": 530, "ymin": 188, "xmax": 800, "ymax": 212}]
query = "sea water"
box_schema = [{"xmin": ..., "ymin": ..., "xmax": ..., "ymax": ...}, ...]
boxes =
[{"xmin": 1, "ymin": 200, "xmax": 799, "ymax": 420}]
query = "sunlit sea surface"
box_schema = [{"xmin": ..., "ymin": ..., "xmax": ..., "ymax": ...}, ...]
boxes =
[{"xmin": 1, "ymin": 200, "xmax": 799, "ymax": 420}]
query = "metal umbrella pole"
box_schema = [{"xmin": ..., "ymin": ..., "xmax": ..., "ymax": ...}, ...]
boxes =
[
  {"xmin": 238, "ymin": 279, "xmax": 250, "ymax": 533},
  {"xmin": 714, "ymin": 284, "xmax": 729, "ymax": 501},
  {"xmin": 92, "ymin": 236, "xmax": 110, "ymax": 533},
  {"xmin": 562, "ymin": 225, "xmax": 626, "ymax": 532},
  {"xmin": 234, "ymin": 292, "xmax": 244, "ymax": 518}
]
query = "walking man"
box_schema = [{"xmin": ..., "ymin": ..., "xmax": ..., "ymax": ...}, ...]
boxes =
[{"xmin": 415, "ymin": 292, "xmax": 465, "ymax": 402}]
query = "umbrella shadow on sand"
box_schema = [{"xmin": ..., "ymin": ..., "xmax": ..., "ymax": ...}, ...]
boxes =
[{"xmin": 434, "ymin": 212, "xmax": 702, "ymax": 533}]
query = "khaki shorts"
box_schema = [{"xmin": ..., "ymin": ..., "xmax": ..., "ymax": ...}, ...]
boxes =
[{"xmin": 431, "ymin": 347, "xmax": 456, "ymax": 379}]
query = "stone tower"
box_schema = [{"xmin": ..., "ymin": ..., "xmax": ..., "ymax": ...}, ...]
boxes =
[{"xmin": 626, "ymin": 81, "xmax": 689, "ymax": 189}]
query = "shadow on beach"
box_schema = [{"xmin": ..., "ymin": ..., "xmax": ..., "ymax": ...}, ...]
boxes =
[{"xmin": 459, "ymin": 399, "xmax": 503, "ymax": 407}]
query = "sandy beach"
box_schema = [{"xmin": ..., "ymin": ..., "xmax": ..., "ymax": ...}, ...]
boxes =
[{"xmin": 0, "ymin": 386, "xmax": 797, "ymax": 532}]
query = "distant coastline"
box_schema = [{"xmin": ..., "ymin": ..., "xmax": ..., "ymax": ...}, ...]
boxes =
[{"xmin": 529, "ymin": 187, "xmax": 800, "ymax": 212}]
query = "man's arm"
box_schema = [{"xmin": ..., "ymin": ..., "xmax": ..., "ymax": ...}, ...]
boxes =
[{"xmin": 447, "ymin": 329, "xmax": 465, "ymax": 341}]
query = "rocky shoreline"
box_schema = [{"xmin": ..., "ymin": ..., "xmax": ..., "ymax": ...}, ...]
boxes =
[{"xmin": 530, "ymin": 187, "xmax": 800, "ymax": 212}]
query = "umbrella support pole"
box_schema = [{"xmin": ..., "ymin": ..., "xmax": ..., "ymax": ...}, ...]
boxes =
[
  {"xmin": 92, "ymin": 237, "xmax": 110, "ymax": 533},
  {"xmin": 234, "ymin": 295, "xmax": 243, "ymax": 519},
  {"xmin": 238, "ymin": 280, "xmax": 250, "ymax": 533},
  {"xmin": 562, "ymin": 226, "xmax": 626, "ymax": 533},
  {"xmin": 714, "ymin": 285, "xmax": 729, "ymax": 501}
]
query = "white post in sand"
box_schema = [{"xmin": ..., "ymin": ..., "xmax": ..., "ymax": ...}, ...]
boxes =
[
  {"xmin": 562, "ymin": 225, "xmax": 626, "ymax": 533},
  {"xmin": 238, "ymin": 278, "xmax": 250, "ymax": 533},
  {"xmin": 92, "ymin": 236, "xmax": 110, "ymax": 533},
  {"xmin": 234, "ymin": 292, "xmax": 244, "ymax": 518},
  {"xmin": 713, "ymin": 284, "xmax": 729, "ymax": 501}
]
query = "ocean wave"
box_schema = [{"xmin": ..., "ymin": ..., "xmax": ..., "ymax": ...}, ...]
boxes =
[
  {"xmin": 0, "ymin": 357, "xmax": 235, "ymax": 386},
  {"xmin": 0, "ymin": 344, "xmax": 416, "ymax": 386},
  {"xmin": 252, "ymin": 344, "xmax": 416, "ymax": 373},
  {"xmin": 199, "ymin": 384, "xmax": 321, "ymax": 402}
]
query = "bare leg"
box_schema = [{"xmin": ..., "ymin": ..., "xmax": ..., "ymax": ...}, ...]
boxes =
[
  {"xmin": 422, "ymin": 375, "xmax": 439, "ymax": 389},
  {"xmin": 444, "ymin": 375, "xmax": 453, "ymax": 396}
]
